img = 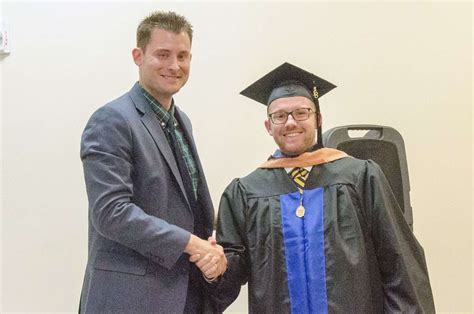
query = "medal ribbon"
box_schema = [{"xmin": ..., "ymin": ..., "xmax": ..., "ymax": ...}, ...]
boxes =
[{"xmin": 290, "ymin": 167, "xmax": 310, "ymax": 217}]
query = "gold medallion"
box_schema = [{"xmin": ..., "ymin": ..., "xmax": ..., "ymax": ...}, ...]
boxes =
[{"xmin": 296, "ymin": 205, "xmax": 305, "ymax": 217}]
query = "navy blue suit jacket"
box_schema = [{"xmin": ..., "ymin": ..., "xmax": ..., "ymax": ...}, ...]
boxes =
[{"xmin": 79, "ymin": 83, "xmax": 214, "ymax": 312}]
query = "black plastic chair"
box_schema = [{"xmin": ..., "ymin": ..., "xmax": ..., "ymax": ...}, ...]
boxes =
[{"xmin": 323, "ymin": 125, "xmax": 413, "ymax": 229}]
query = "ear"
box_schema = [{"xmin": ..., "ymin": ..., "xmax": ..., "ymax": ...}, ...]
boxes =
[
  {"xmin": 317, "ymin": 112, "xmax": 322, "ymax": 127},
  {"xmin": 132, "ymin": 48, "xmax": 143, "ymax": 66},
  {"xmin": 264, "ymin": 119, "xmax": 273, "ymax": 136}
]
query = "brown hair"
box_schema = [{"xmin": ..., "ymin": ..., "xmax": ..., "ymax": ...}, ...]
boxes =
[{"xmin": 136, "ymin": 11, "xmax": 193, "ymax": 50}]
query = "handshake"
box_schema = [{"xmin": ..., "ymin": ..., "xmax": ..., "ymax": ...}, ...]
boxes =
[{"xmin": 185, "ymin": 234, "xmax": 227, "ymax": 281}]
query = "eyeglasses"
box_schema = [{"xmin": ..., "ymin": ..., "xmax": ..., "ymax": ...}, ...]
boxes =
[{"xmin": 268, "ymin": 108, "xmax": 315, "ymax": 125}]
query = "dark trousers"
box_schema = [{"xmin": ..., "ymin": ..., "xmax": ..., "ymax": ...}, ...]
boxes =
[{"xmin": 183, "ymin": 265, "xmax": 204, "ymax": 314}]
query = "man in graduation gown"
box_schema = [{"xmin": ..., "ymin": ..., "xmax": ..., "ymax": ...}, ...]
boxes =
[{"xmin": 202, "ymin": 63, "xmax": 435, "ymax": 313}]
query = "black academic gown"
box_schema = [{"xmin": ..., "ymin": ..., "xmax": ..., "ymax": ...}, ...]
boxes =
[{"xmin": 211, "ymin": 149, "xmax": 435, "ymax": 314}]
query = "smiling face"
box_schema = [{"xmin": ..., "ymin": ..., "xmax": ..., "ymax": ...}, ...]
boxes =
[
  {"xmin": 132, "ymin": 28, "xmax": 191, "ymax": 109},
  {"xmin": 265, "ymin": 96, "xmax": 319, "ymax": 157}
]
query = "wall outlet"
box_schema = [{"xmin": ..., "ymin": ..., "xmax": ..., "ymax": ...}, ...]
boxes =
[{"xmin": 0, "ymin": 20, "xmax": 11, "ymax": 54}]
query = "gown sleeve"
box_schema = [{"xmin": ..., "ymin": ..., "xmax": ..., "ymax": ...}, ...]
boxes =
[
  {"xmin": 207, "ymin": 178, "xmax": 250, "ymax": 312},
  {"xmin": 358, "ymin": 160, "xmax": 436, "ymax": 313}
]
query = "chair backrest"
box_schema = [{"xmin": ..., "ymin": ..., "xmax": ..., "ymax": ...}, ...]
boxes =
[{"xmin": 323, "ymin": 125, "xmax": 413, "ymax": 229}]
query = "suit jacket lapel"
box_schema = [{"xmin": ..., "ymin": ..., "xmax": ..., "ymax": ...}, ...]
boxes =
[{"xmin": 129, "ymin": 83, "xmax": 191, "ymax": 209}]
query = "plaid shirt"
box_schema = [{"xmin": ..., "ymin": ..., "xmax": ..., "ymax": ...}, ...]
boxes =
[{"xmin": 140, "ymin": 85, "xmax": 199, "ymax": 199}]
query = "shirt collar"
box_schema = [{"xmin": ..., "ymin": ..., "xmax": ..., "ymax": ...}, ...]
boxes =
[{"xmin": 139, "ymin": 84, "xmax": 176, "ymax": 127}]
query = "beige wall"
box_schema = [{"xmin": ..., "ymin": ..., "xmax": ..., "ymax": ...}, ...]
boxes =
[
  {"xmin": 1, "ymin": 1, "xmax": 472, "ymax": 313},
  {"xmin": 0, "ymin": 1, "xmax": 3, "ymax": 311}
]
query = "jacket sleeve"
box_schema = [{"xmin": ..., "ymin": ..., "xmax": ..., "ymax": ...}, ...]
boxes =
[
  {"xmin": 357, "ymin": 160, "xmax": 436, "ymax": 312},
  {"xmin": 205, "ymin": 178, "xmax": 250, "ymax": 312},
  {"xmin": 80, "ymin": 105, "xmax": 190, "ymax": 269}
]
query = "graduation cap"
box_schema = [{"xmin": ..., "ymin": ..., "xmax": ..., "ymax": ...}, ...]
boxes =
[
  {"xmin": 240, "ymin": 62, "xmax": 337, "ymax": 106},
  {"xmin": 240, "ymin": 62, "xmax": 337, "ymax": 149}
]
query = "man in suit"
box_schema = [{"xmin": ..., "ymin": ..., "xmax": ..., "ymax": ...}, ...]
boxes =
[{"xmin": 79, "ymin": 11, "xmax": 226, "ymax": 313}]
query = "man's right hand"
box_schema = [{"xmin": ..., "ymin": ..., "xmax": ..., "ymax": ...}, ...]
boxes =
[{"xmin": 185, "ymin": 235, "xmax": 227, "ymax": 280}]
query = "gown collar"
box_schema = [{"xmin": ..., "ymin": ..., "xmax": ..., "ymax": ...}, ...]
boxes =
[{"xmin": 260, "ymin": 147, "xmax": 349, "ymax": 168}]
